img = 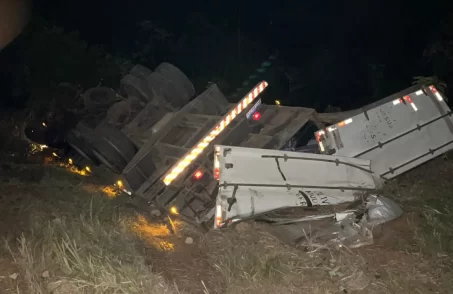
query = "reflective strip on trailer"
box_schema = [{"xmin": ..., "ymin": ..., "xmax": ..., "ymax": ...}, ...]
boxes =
[
  {"xmin": 162, "ymin": 81, "xmax": 269, "ymax": 186},
  {"xmin": 403, "ymin": 96, "xmax": 418, "ymax": 111},
  {"xmin": 393, "ymin": 98, "xmax": 403, "ymax": 105},
  {"xmin": 393, "ymin": 96, "xmax": 418, "ymax": 111},
  {"xmin": 214, "ymin": 146, "xmax": 221, "ymax": 180},
  {"xmin": 315, "ymin": 130, "xmax": 325, "ymax": 152},
  {"xmin": 246, "ymin": 99, "xmax": 262, "ymax": 119},
  {"xmin": 215, "ymin": 204, "xmax": 222, "ymax": 228},
  {"xmin": 324, "ymin": 118, "xmax": 353, "ymax": 133},
  {"xmin": 338, "ymin": 118, "xmax": 353, "ymax": 127},
  {"xmin": 429, "ymin": 85, "xmax": 444, "ymax": 101}
]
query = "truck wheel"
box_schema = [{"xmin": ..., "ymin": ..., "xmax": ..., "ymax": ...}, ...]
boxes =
[
  {"xmin": 129, "ymin": 64, "xmax": 152, "ymax": 79},
  {"xmin": 155, "ymin": 62, "xmax": 195, "ymax": 102},
  {"xmin": 120, "ymin": 74, "xmax": 154, "ymax": 103},
  {"xmin": 90, "ymin": 123, "xmax": 138, "ymax": 174},
  {"xmin": 145, "ymin": 71, "xmax": 186, "ymax": 108},
  {"xmin": 105, "ymin": 97, "xmax": 146, "ymax": 127},
  {"xmin": 83, "ymin": 87, "xmax": 117, "ymax": 110},
  {"xmin": 145, "ymin": 72, "xmax": 168, "ymax": 104},
  {"xmin": 65, "ymin": 130, "xmax": 100, "ymax": 165}
]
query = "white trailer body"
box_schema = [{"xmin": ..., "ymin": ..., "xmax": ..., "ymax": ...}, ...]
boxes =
[
  {"xmin": 213, "ymin": 145, "xmax": 379, "ymax": 229},
  {"xmin": 315, "ymin": 85, "xmax": 453, "ymax": 179}
]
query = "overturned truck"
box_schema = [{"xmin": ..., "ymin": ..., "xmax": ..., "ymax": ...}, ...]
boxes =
[
  {"xmin": 66, "ymin": 62, "xmax": 330, "ymax": 227},
  {"xmin": 67, "ymin": 62, "xmax": 453, "ymax": 232}
]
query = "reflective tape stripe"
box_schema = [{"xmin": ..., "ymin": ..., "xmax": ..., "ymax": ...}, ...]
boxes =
[{"xmin": 163, "ymin": 81, "xmax": 269, "ymax": 186}]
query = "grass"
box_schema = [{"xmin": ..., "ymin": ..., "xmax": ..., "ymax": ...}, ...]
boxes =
[
  {"xmin": 381, "ymin": 152, "xmax": 453, "ymax": 256},
  {"xmin": 1, "ymin": 167, "xmax": 181, "ymax": 294},
  {"xmin": 199, "ymin": 225, "xmax": 328, "ymax": 293}
]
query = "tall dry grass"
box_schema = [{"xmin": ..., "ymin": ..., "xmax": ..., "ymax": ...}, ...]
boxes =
[{"xmin": 3, "ymin": 171, "xmax": 181, "ymax": 294}]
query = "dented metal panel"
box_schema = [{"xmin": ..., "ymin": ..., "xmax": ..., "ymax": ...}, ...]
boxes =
[
  {"xmin": 216, "ymin": 186, "xmax": 360, "ymax": 224},
  {"xmin": 214, "ymin": 145, "xmax": 378, "ymax": 228}
]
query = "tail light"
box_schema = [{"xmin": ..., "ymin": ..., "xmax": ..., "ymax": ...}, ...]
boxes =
[
  {"xmin": 252, "ymin": 112, "xmax": 262, "ymax": 121},
  {"xmin": 193, "ymin": 170, "xmax": 204, "ymax": 180}
]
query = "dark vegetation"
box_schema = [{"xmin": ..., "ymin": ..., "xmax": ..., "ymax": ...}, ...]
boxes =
[{"xmin": 1, "ymin": 8, "xmax": 453, "ymax": 118}]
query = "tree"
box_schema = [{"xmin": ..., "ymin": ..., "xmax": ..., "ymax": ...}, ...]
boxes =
[
  {"xmin": 412, "ymin": 76, "xmax": 447, "ymax": 93},
  {"xmin": 419, "ymin": 13, "xmax": 453, "ymax": 95},
  {"xmin": 7, "ymin": 16, "xmax": 128, "ymax": 119}
]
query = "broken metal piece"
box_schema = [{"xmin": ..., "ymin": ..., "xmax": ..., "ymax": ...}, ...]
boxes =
[
  {"xmin": 227, "ymin": 185, "xmax": 239, "ymax": 212},
  {"xmin": 295, "ymin": 195, "xmax": 403, "ymax": 249}
]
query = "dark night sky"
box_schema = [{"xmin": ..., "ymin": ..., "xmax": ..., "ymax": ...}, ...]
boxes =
[{"xmin": 4, "ymin": 0, "xmax": 453, "ymax": 110}]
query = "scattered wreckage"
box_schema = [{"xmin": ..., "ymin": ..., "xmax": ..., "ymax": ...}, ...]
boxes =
[
  {"xmin": 31, "ymin": 62, "xmax": 452, "ymax": 249},
  {"xmin": 213, "ymin": 145, "xmax": 403, "ymax": 248},
  {"xmin": 213, "ymin": 85, "xmax": 452, "ymax": 248}
]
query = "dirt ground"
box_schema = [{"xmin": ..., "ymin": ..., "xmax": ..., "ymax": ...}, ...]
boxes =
[{"xmin": 1, "ymin": 132, "xmax": 453, "ymax": 293}]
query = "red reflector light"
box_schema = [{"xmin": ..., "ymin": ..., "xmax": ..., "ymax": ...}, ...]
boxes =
[
  {"xmin": 193, "ymin": 170, "xmax": 203, "ymax": 180},
  {"xmin": 214, "ymin": 168, "xmax": 220, "ymax": 180},
  {"xmin": 252, "ymin": 112, "xmax": 261, "ymax": 121}
]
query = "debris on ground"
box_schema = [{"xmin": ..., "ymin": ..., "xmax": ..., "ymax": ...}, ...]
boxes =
[{"xmin": 272, "ymin": 195, "xmax": 403, "ymax": 250}]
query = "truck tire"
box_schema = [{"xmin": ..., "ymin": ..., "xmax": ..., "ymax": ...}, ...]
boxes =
[
  {"xmin": 120, "ymin": 74, "xmax": 155, "ymax": 103},
  {"xmin": 83, "ymin": 87, "xmax": 117, "ymax": 110},
  {"xmin": 105, "ymin": 97, "xmax": 146, "ymax": 127},
  {"xmin": 144, "ymin": 71, "xmax": 186, "ymax": 108},
  {"xmin": 65, "ymin": 130, "xmax": 100, "ymax": 165},
  {"xmin": 155, "ymin": 62, "xmax": 195, "ymax": 102},
  {"xmin": 129, "ymin": 64, "xmax": 152, "ymax": 79},
  {"xmin": 121, "ymin": 102, "xmax": 172, "ymax": 147},
  {"xmin": 145, "ymin": 72, "xmax": 167, "ymax": 102},
  {"xmin": 90, "ymin": 123, "xmax": 138, "ymax": 174}
]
